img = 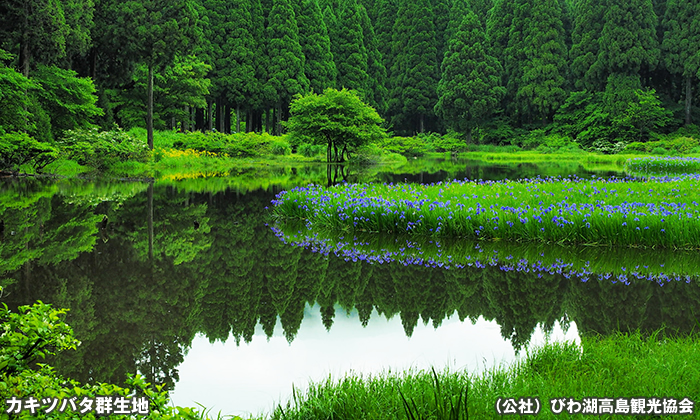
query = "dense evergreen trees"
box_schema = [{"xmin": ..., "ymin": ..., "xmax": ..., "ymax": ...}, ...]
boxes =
[
  {"xmin": 436, "ymin": 11, "xmax": 504, "ymax": 140},
  {"xmin": 1, "ymin": 0, "xmax": 699, "ymax": 146}
]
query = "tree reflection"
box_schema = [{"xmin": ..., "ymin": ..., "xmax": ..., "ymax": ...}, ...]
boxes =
[{"xmin": 2, "ymin": 177, "xmax": 699, "ymax": 396}]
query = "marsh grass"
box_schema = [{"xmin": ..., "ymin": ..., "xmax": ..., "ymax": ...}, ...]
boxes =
[
  {"xmin": 273, "ymin": 174, "xmax": 700, "ymax": 249},
  {"xmin": 270, "ymin": 332, "xmax": 700, "ymax": 420}
]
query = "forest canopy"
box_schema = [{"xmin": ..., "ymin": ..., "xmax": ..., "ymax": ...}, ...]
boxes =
[{"xmin": 0, "ymin": 0, "xmax": 699, "ymax": 157}]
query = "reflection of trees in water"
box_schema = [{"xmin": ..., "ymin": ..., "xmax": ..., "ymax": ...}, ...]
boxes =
[{"xmin": 3, "ymin": 180, "xmax": 700, "ymax": 393}]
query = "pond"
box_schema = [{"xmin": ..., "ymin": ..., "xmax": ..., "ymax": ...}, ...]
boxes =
[{"xmin": 2, "ymin": 157, "xmax": 699, "ymax": 417}]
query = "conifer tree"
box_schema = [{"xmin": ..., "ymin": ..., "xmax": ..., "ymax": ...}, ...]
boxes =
[
  {"xmin": 218, "ymin": 0, "xmax": 257, "ymax": 133},
  {"xmin": 334, "ymin": 0, "xmax": 370, "ymax": 100},
  {"xmin": 662, "ymin": 0, "xmax": 700, "ymax": 125},
  {"xmin": 389, "ymin": 0, "xmax": 439, "ymax": 133},
  {"xmin": 599, "ymin": 0, "xmax": 659, "ymax": 107},
  {"xmin": 358, "ymin": 3, "xmax": 388, "ymax": 113},
  {"xmin": 471, "ymin": 0, "xmax": 494, "ymax": 24},
  {"xmin": 446, "ymin": 0, "xmax": 471, "ymax": 45},
  {"xmin": 113, "ymin": 0, "xmax": 201, "ymax": 148},
  {"xmin": 486, "ymin": 0, "xmax": 515, "ymax": 62},
  {"xmin": 0, "ymin": 0, "xmax": 70, "ymax": 77},
  {"xmin": 513, "ymin": 0, "xmax": 568, "ymax": 124},
  {"xmin": 435, "ymin": 11, "xmax": 504, "ymax": 140},
  {"xmin": 569, "ymin": 0, "xmax": 606, "ymax": 91},
  {"xmin": 266, "ymin": 0, "xmax": 309, "ymax": 134},
  {"xmin": 432, "ymin": 0, "xmax": 451, "ymax": 64},
  {"xmin": 298, "ymin": 0, "xmax": 337, "ymax": 93},
  {"xmin": 374, "ymin": 0, "xmax": 397, "ymax": 76}
]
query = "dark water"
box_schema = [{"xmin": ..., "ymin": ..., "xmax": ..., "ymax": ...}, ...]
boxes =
[{"xmin": 1, "ymin": 159, "xmax": 698, "ymax": 416}]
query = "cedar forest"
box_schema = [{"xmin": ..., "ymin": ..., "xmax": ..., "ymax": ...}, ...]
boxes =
[{"xmin": 1, "ymin": 0, "xmax": 699, "ymax": 153}]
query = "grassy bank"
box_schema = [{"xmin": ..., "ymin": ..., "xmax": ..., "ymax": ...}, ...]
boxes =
[
  {"xmin": 13, "ymin": 128, "xmax": 699, "ymax": 180},
  {"xmin": 270, "ymin": 332, "xmax": 699, "ymax": 419},
  {"xmin": 272, "ymin": 174, "xmax": 700, "ymax": 249}
]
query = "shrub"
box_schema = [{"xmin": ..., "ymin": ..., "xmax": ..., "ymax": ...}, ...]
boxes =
[
  {"xmin": 651, "ymin": 147, "xmax": 669, "ymax": 155},
  {"xmin": 0, "ymin": 132, "xmax": 58, "ymax": 173},
  {"xmin": 59, "ymin": 128, "xmax": 148, "ymax": 170},
  {"xmin": 378, "ymin": 136, "xmax": 434, "ymax": 156},
  {"xmin": 298, "ymin": 143, "xmax": 325, "ymax": 157}
]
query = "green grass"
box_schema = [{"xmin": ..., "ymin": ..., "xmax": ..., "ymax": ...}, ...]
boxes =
[
  {"xmin": 273, "ymin": 174, "xmax": 700, "ymax": 249},
  {"xmin": 269, "ymin": 332, "xmax": 700, "ymax": 419}
]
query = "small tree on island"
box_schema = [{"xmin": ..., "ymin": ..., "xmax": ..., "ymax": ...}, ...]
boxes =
[{"xmin": 286, "ymin": 88, "xmax": 386, "ymax": 163}]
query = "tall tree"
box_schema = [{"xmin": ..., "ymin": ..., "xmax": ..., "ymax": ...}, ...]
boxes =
[
  {"xmin": 599, "ymin": 0, "xmax": 659, "ymax": 109},
  {"xmin": 298, "ymin": 0, "xmax": 337, "ymax": 94},
  {"xmin": 569, "ymin": 0, "xmax": 606, "ymax": 91},
  {"xmin": 389, "ymin": 0, "xmax": 439, "ymax": 133},
  {"xmin": 358, "ymin": 3, "xmax": 388, "ymax": 113},
  {"xmin": 0, "ymin": 0, "xmax": 70, "ymax": 77},
  {"xmin": 374, "ymin": 0, "xmax": 397, "ymax": 78},
  {"xmin": 432, "ymin": 0, "xmax": 451, "ymax": 65},
  {"xmin": 435, "ymin": 11, "xmax": 505, "ymax": 140},
  {"xmin": 513, "ymin": 0, "xmax": 568, "ymax": 124},
  {"xmin": 266, "ymin": 0, "xmax": 309, "ymax": 134},
  {"xmin": 662, "ymin": 0, "xmax": 700, "ymax": 125},
  {"xmin": 334, "ymin": 0, "xmax": 370, "ymax": 100},
  {"xmin": 111, "ymin": 0, "xmax": 201, "ymax": 149}
]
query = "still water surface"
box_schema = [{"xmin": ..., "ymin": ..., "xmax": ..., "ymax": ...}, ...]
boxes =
[{"xmin": 1, "ymin": 158, "xmax": 698, "ymax": 416}]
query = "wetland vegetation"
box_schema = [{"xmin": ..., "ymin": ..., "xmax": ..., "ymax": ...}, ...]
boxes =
[{"xmin": 3, "ymin": 0, "xmax": 700, "ymax": 417}]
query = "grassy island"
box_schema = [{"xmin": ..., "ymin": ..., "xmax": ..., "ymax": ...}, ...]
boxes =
[{"xmin": 272, "ymin": 169, "xmax": 700, "ymax": 249}]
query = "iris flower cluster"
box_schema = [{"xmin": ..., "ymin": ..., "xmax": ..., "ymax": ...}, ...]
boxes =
[
  {"xmin": 270, "ymin": 226, "xmax": 697, "ymax": 286},
  {"xmin": 272, "ymin": 174, "xmax": 700, "ymax": 249}
]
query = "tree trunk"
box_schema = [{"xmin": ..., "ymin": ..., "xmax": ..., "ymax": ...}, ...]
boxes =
[
  {"xmin": 236, "ymin": 104, "xmax": 241, "ymax": 133},
  {"xmin": 686, "ymin": 75, "xmax": 692, "ymax": 126},
  {"xmin": 224, "ymin": 105, "xmax": 231, "ymax": 134},
  {"xmin": 184, "ymin": 105, "xmax": 190, "ymax": 131},
  {"xmin": 195, "ymin": 107, "xmax": 204, "ymax": 131},
  {"xmin": 466, "ymin": 128, "xmax": 473, "ymax": 144},
  {"xmin": 207, "ymin": 101, "xmax": 213, "ymax": 131},
  {"xmin": 276, "ymin": 103, "xmax": 282, "ymax": 136},
  {"xmin": 90, "ymin": 48, "xmax": 97, "ymax": 81},
  {"xmin": 341, "ymin": 144, "xmax": 348, "ymax": 162},
  {"xmin": 148, "ymin": 181, "xmax": 154, "ymax": 261},
  {"xmin": 419, "ymin": 114, "xmax": 425, "ymax": 133},
  {"xmin": 147, "ymin": 63, "xmax": 154, "ymax": 150}
]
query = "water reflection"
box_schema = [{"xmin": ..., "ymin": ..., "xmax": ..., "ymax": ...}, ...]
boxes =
[{"xmin": 1, "ymin": 160, "xmax": 695, "ymax": 414}]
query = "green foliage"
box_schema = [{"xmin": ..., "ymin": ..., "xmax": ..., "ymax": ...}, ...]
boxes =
[
  {"xmin": 266, "ymin": 0, "xmax": 309, "ymax": 105},
  {"xmin": 388, "ymin": 0, "xmax": 440, "ymax": 133},
  {"xmin": 297, "ymin": 143, "xmax": 326, "ymax": 158},
  {"xmin": 286, "ymin": 88, "xmax": 387, "ymax": 162},
  {"xmin": 555, "ymin": 89, "xmax": 672, "ymax": 149},
  {"xmin": 377, "ymin": 136, "xmax": 435, "ymax": 156},
  {"xmin": 0, "ymin": 52, "xmax": 41, "ymax": 134},
  {"xmin": 334, "ymin": 0, "xmax": 370, "ymax": 99},
  {"xmin": 0, "ymin": 302, "xmax": 79, "ymax": 375},
  {"xmin": 171, "ymin": 131, "xmax": 292, "ymax": 158},
  {"xmin": 0, "ymin": 132, "xmax": 59, "ymax": 173},
  {"xmin": 0, "ymin": 302, "xmax": 225, "ymax": 420},
  {"xmin": 435, "ymin": 11, "xmax": 505, "ymax": 136},
  {"xmin": 624, "ymin": 137, "xmax": 700, "ymax": 154},
  {"xmin": 58, "ymin": 128, "xmax": 149, "ymax": 170},
  {"xmin": 512, "ymin": 0, "xmax": 568, "ymax": 124},
  {"xmin": 115, "ymin": 57, "xmax": 211, "ymax": 130},
  {"xmin": 298, "ymin": 0, "xmax": 337, "ymax": 94},
  {"xmin": 32, "ymin": 65, "xmax": 103, "ymax": 136}
]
